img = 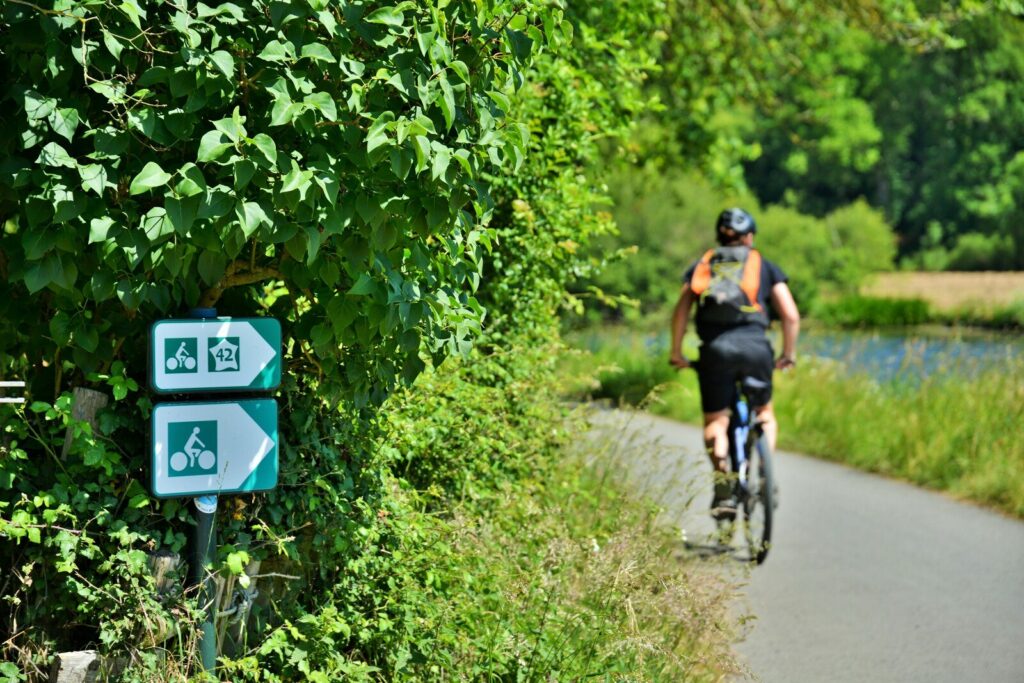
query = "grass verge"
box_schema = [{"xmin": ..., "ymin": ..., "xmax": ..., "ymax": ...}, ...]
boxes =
[{"xmin": 569, "ymin": 328, "xmax": 1024, "ymax": 518}]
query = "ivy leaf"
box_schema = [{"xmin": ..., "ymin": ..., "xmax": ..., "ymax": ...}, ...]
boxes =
[{"xmin": 130, "ymin": 162, "xmax": 173, "ymax": 195}]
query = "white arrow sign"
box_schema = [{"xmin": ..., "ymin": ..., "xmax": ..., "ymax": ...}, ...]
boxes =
[
  {"xmin": 151, "ymin": 318, "xmax": 281, "ymax": 393},
  {"xmin": 151, "ymin": 400, "xmax": 278, "ymax": 497}
]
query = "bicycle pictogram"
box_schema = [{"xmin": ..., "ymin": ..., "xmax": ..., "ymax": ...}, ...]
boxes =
[
  {"xmin": 168, "ymin": 420, "xmax": 218, "ymax": 476},
  {"xmin": 164, "ymin": 338, "xmax": 198, "ymax": 373}
]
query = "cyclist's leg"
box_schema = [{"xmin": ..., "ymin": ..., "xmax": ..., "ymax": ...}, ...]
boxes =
[
  {"xmin": 753, "ymin": 402, "xmax": 777, "ymax": 453},
  {"xmin": 702, "ymin": 410, "xmax": 730, "ymax": 475}
]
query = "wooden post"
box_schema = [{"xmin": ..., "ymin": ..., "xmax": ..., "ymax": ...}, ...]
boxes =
[{"xmin": 60, "ymin": 387, "xmax": 109, "ymax": 460}]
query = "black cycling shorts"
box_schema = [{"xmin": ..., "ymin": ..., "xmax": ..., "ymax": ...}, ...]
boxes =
[{"xmin": 696, "ymin": 333, "xmax": 774, "ymax": 413}]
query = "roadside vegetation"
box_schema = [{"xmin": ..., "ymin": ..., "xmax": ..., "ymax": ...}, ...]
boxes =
[{"xmin": 568, "ymin": 328, "xmax": 1024, "ymax": 519}]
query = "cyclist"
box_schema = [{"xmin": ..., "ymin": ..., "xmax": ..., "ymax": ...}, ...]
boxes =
[{"xmin": 668, "ymin": 208, "xmax": 800, "ymax": 520}]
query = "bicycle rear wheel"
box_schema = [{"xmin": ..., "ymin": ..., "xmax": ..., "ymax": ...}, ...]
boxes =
[{"xmin": 743, "ymin": 433, "xmax": 774, "ymax": 564}]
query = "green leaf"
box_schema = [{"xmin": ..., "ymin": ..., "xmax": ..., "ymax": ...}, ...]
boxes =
[
  {"xmin": 270, "ymin": 98, "xmax": 302, "ymax": 126},
  {"xmin": 79, "ymin": 164, "xmax": 108, "ymax": 196},
  {"xmin": 24, "ymin": 90, "xmax": 56, "ymax": 121},
  {"xmin": 412, "ymin": 136, "xmax": 430, "ymax": 173},
  {"xmin": 102, "ymin": 29, "xmax": 124, "ymax": 60},
  {"xmin": 130, "ymin": 162, "xmax": 173, "ymax": 195},
  {"xmin": 251, "ymin": 133, "xmax": 278, "ymax": 167},
  {"xmin": 226, "ymin": 550, "xmax": 249, "ymax": 575},
  {"xmin": 258, "ymin": 40, "xmax": 293, "ymax": 63},
  {"xmin": 50, "ymin": 311, "xmax": 73, "ymax": 346},
  {"xmin": 365, "ymin": 7, "xmax": 404, "ymax": 27},
  {"xmin": 89, "ymin": 217, "xmax": 115, "ymax": 244},
  {"xmin": 280, "ymin": 161, "xmax": 313, "ymax": 194},
  {"xmin": 236, "ymin": 201, "xmax": 270, "ymax": 238},
  {"xmin": 438, "ymin": 72, "xmax": 455, "ymax": 131},
  {"xmin": 166, "ymin": 196, "xmax": 197, "ymax": 234},
  {"xmin": 390, "ymin": 148, "xmax": 413, "ymax": 180},
  {"xmin": 48, "ymin": 108, "xmax": 80, "ymax": 142},
  {"xmin": 209, "ymin": 50, "xmax": 234, "ymax": 79},
  {"xmin": 233, "ymin": 159, "xmax": 256, "ymax": 190},
  {"xmin": 141, "ymin": 207, "xmax": 173, "ymax": 242},
  {"xmin": 37, "ymin": 142, "xmax": 76, "ymax": 168},
  {"xmin": 176, "ymin": 164, "xmax": 207, "ymax": 197},
  {"xmin": 197, "ymin": 130, "xmax": 233, "ymax": 162},
  {"xmin": 304, "ymin": 92, "xmax": 337, "ymax": 122},
  {"xmin": 449, "ymin": 60, "xmax": 470, "ymax": 84},
  {"xmin": 487, "ymin": 90, "xmax": 511, "ymax": 113},
  {"xmin": 198, "ymin": 251, "xmax": 227, "ymax": 286},
  {"xmin": 431, "ymin": 145, "xmax": 451, "ymax": 180},
  {"xmin": 348, "ymin": 273, "xmax": 376, "ymax": 295},
  {"xmin": 301, "ymin": 42, "xmax": 334, "ymax": 63}
]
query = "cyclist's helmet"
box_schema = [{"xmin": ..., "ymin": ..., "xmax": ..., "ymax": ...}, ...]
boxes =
[{"xmin": 715, "ymin": 207, "xmax": 757, "ymax": 245}]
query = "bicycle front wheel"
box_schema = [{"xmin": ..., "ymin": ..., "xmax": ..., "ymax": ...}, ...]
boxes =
[{"xmin": 743, "ymin": 433, "xmax": 774, "ymax": 564}]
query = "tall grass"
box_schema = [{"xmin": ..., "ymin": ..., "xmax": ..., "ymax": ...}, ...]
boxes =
[
  {"xmin": 770, "ymin": 356, "xmax": 1024, "ymax": 517},
  {"xmin": 569, "ymin": 327, "xmax": 1024, "ymax": 518}
]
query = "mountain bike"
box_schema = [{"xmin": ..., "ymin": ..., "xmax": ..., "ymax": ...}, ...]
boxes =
[{"xmin": 689, "ymin": 361, "xmax": 776, "ymax": 565}]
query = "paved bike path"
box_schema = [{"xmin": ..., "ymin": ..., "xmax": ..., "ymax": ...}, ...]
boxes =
[{"xmin": 589, "ymin": 409, "xmax": 1024, "ymax": 682}]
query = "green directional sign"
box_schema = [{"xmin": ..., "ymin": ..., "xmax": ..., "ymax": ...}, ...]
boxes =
[
  {"xmin": 150, "ymin": 318, "xmax": 281, "ymax": 393},
  {"xmin": 151, "ymin": 399, "xmax": 278, "ymax": 498}
]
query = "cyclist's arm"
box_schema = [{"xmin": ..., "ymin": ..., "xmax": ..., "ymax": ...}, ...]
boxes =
[
  {"xmin": 770, "ymin": 282, "xmax": 800, "ymax": 367},
  {"xmin": 670, "ymin": 283, "xmax": 696, "ymax": 368}
]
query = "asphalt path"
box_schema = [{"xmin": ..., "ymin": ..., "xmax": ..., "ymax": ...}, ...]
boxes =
[{"xmin": 587, "ymin": 409, "xmax": 1024, "ymax": 683}]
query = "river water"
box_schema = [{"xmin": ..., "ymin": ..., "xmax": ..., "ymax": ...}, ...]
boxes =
[{"xmin": 800, "ymin": 327, "xmax": 1022, "ymax": 380}]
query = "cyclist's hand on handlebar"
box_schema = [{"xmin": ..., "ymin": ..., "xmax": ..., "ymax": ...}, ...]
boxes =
[
  {"xmin": 775, "ymin": 355, "xmax": 796, "ymax": 371},
  {"xmin": 669, "ymin": 353, "xmax": 690, "ymax": 370}
]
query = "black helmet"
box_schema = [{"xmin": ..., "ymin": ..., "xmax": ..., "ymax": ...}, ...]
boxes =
[{"xmin": 715, "ymin": 208, "xmax": 757, "ymax": 245}]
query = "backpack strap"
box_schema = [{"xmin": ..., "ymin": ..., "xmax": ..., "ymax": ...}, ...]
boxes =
[
  {"xmin": 740, "ymin": 249, "xmax": 763, "ymax": 311},
  {"xmin": 689, "ymin": 249, "xmax": 716, "ymax": 295}
]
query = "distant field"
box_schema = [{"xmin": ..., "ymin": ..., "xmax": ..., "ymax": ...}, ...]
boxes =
[{"xmin": 862, "ymin": 271, "xmax": 1024, "ymax": 311}]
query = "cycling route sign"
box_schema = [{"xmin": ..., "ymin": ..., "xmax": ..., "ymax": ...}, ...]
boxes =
[
  {"xmin": 150, "ymin": 317, "xmax": 281, "ymax": 393},
  {"xmin": 151, "ymin": 399, "xmax": 278, "ymax": 498}
]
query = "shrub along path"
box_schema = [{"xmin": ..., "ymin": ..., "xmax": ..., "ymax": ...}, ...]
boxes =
[{"xmin": 588, "ymin": 409, "xmax": 1024, "ymax": 683}]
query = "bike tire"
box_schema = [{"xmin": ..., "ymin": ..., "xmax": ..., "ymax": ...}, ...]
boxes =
[{"xmin": 743, "ymin": 433, "xmax": 774, "ymax": 564}]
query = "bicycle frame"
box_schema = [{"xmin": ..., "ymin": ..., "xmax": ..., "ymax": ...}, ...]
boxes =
[{"xmin": 728, "ymin": 385, "xmax": 763, "ymax": 500}]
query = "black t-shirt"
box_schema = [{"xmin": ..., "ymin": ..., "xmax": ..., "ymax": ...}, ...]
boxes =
[{"xmin": 682, "ymin": 250, "xmax": 789, "ymax": 342}]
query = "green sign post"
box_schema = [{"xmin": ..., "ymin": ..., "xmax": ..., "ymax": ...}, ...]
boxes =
[{"xmin": 149, "ymin": 309, "xmax": 281, "ymax": 672}]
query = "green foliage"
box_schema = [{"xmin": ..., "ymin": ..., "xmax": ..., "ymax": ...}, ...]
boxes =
[
  {"xmin": 583, "ymin": 171, "xmax": 897, "ymax": 320},
  {"xmin": 1, "ymin": 0, "xmax": 743, "ymax": 678},
  {"xmin": 771, "ymin": 356, "xmax": 1024, "ymax": 518},
  {"xmin": 733, "ymin": 6, "xmax": 1024, "ymax": 269},
  {"xmin": 0, "ymin": 0, "xmax": 562, "ymax": 405}
]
